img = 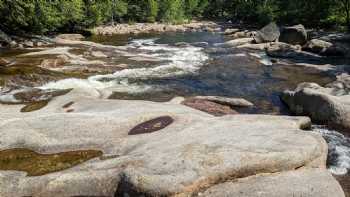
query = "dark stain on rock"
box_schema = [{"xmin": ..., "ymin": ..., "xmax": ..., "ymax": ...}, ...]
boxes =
[
  {"xmin": 0, "ymin": 148, "xmax": 103, "ymax": 176},
  {"xmin": 20, "ymin": 100, "xmax": 48, "ymax": 112},
  {"xmin": 128, "ymin": 116, "xmax": 174, "ymax": 135},
  {"xmin": 66, "ymin": 109, "xmax": 75, "ymax": 113},
  {"xmin": 62, "ymin": 101, "xmax": 75, "ymax": 108},
  {"xmin": 181, "ymin": 98, "xmax": 238, "ymax": 116}
]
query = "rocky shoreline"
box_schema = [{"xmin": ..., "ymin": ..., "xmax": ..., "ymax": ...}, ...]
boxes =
[
  {"xmin": 92, "ymin": 21, "xmax": 222, "ymax": 35},
  {"xmin": 0, "ymin": 22, "xmax": 350, "ymax": 196}
]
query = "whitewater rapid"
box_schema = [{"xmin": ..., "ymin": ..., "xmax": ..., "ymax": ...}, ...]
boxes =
[
  {"xmin": 40, "ymin": 38, "xmax": 209, "ymax": 93},
  {"xmin": 313, "ymin": 125, "xmax": 350, "ymax": 175}
]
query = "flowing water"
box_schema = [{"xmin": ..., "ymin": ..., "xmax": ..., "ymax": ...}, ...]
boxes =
[{"xmin": 1, "ymin": 31, "xmax": 350, "ymax": 193}]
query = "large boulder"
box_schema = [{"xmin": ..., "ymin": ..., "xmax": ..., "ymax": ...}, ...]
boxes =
[
  {"xmin": 0, "ymin": 88, "xmax": 344, "ymax": 196},
  {"xmin": 303, "ymin": 39, "xmax": 346, "ymax": 57},
  {"xmin": 266, "ymin": 42, "xmax": 321, "ymax": 60},
  {"xmin": 280, "ymin": 24, "xmax": 308, "ymax": 45},
  {"xmin": 254, "ymin": 22, "xmax": 280, "ymax": 44},
  {"xmin": 0, "ymin": 29, "xmax": 11, "ymax": 45},
  {"xmin": 282, "ymin": 74, "xmax": 350, "ymax": 130}
]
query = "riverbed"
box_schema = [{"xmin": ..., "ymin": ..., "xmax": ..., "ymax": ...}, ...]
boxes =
[{"xmin": 1, "ymin": 31, "xmax": 350, "ymax": 194}]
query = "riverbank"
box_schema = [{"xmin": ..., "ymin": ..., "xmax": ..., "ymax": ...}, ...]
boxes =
[
  {"xmin": 92, "ymin": 21, "xmax": 222, "ymax": 35},
  {"xmin": 1, "ymin": 22, "xmax": 350, "ymax": 196}
]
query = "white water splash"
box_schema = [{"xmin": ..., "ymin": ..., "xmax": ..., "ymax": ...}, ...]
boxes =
[
  {"xmin": 249, "ymin": 52, "xmax": 273, "ymax": 66},
  {"xmin": 40, "ymin": 38, "xmax": 209, "ymax": 93},
  {"xmin": 312, "ymin": 125, "xmax": 350, "ymax": 175}
]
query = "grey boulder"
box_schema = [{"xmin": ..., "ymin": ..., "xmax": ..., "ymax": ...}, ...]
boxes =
[
  {"xmin": 280, "ymin": 24, "xmax": 308, "ymax": 45},
  {"xmin": 254, "ymin": 22, "xmax": 280, "ymax": 44}
]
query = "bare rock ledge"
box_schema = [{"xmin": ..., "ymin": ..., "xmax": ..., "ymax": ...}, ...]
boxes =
[{"xmin": 0, "ymin": 88, "xmax": 345, "ymax": 197}]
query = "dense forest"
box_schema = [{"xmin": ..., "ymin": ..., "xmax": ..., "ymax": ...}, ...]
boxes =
[{"xmin": 0, "ymin": 0, "xmax": 350, "ymax": 34}]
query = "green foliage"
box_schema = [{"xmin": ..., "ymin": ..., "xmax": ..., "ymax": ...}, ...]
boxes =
[
  {"xmin": 160, "ymin": 0, "xmax": 186, "ymax": 23},
  {"xmin": 147, "ymin": 0, "xmax": 158, "ymax": 22},
  {"xmin": 1, "ymin": 0, "xmax": 350, "ymax": 33}
]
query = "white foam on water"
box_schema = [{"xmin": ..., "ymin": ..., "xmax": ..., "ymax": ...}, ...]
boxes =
[
  {"xmin": 249, "ymin": 52, "xmax": 272, "ymax": 66},
  {"xmin": 312, "ymin": 125, "xmax": 350, "ymax": 175},
  {"xmin": 40, "ymin": 38, "xmax": 209, "ymax": 93}
]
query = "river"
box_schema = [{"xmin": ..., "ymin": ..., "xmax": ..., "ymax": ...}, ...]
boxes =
[{"xmin": 1, "ymin": 31, "xmax": 350, "ymax": 194}]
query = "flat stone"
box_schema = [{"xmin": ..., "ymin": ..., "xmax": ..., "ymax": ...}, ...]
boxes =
[{"xmin": 194, "ymin": 96, "xmax": 254, "ymax": 107}]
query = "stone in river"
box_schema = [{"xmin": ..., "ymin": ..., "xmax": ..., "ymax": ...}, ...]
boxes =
[
  {"xmin": 254, "ymin": 22, "xmax": 280, "ymax": 44},
  {"xmin": 279, "ymin": 24, "xmax": 308, "ymax": 45},
  {"xmin": 282, "ymin": 74, "xmax": 350, "ymax": 131}
]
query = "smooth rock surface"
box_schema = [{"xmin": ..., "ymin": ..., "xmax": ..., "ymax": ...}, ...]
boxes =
[
  {"xmin": 0, "ymin": 88, "xmax": 341, "ymax": 196},
  {"xmin": 282, "ymin": 74, "xmax": 350, "ymax": 130},
  {"xmin": 202, "ymin": 169, "xmax": 345, "ymax": 197}
]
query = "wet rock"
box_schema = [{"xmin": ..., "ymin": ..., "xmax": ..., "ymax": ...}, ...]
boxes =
[
  {"xmin": 0, "ymin": 148, "xmax": 102, "ymax": 176},
  {"xmin": 0, "ymin": 89, "xmax": 341, "ymax": 196},
  {"xmin": 0, "ymin": 88, "xmax": 72, "ymax": 104},
  {"xmin": 282, "ymin": 74, "xmax": 350, "ymax": 130},
  {"xmin": 182, "ymin": 98, "xmax": 239, "ymax": 116},
  {"xmin": 193, "ymin": 96, "xmax": 254, "ymax": 108},
  {"xmin": 280, "ymin": 24, "xmax": 308, "ymax": 45},
  {"xmin": 56, "ymin": 34, "xmax": 85, "ymax": 41},
  {"xmin": 20, "ymin": 100, "xmax": 49, "ymax": 112},
  {"xmin": 254, "ymin": 22, "xmax": 280, "ymax": 44},
  {"xmin": 129, "ymin": 116, "xmax": 174, "ymax": 135}
]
